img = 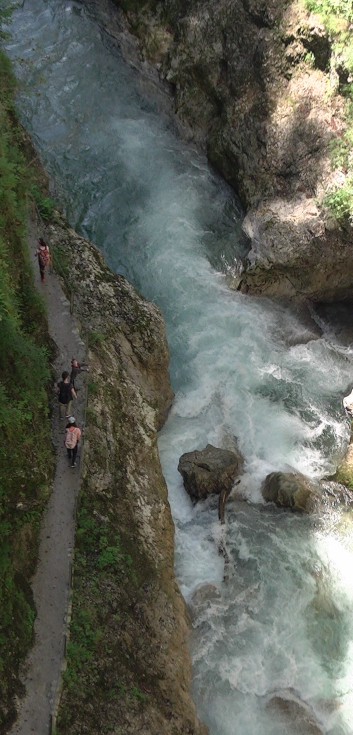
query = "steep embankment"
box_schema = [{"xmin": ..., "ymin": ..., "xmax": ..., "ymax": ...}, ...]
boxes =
[
  {"xmin": 1, "ymin": 28, "xmax": 206, "ymax": 734},
  {"xmin": 0, "ymin": 49, "xmax": 54, "ymax": 731},
  {"xmin": 109, "ymin": 0, "xmax": 353, "ymax": 302},
  {"xmin": 47, "ymin": 215, "xmax": 207, "ymax": 735}
]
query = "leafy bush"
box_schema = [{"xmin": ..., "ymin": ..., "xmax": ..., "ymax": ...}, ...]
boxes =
[
  {"xmin": 305, "ymin": 0, "xmax": 353, "ymax": 28},
  {"xmin": 323, "ymin": 177, "xmax": 353, "ymax": 219}
]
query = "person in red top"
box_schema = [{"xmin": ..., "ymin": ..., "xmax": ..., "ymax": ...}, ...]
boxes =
[
  {"xmin": 70, "ymin": 357, "xmax": 89, "ymax": 389},
  {"xmin": 64, "ymin": 416, "xmax": 82, "ymax": 468},
  {"xmin": 35, "ymin": 237, "xmax": 51, "ymax": 282}
]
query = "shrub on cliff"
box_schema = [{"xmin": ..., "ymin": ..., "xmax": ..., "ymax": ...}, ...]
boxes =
[{"xmin": 305, "ymin": 0, "xmax": 353, "ymax": 221}]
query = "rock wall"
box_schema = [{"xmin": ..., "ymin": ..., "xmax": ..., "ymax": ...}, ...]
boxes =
[
  {"xmin": 108, "ymin": 0, "xmax": 353, "ymax": 302},
  {"xmin": 49, "ymin": 214, "xmax": 207, "ymax": 734}
]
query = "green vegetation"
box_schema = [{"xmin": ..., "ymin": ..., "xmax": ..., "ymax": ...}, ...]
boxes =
[
  {"xmin": 87, "ymin": 379, "xmax": 99, "ymax": 396},
  {"xmin": 57, "ymin": 497, "xmax": 145, "ymax": 733},
  {"xmin": 305, "ymin": 0, "xmax": 353, "ymax": 38},
  {"xmin": 87, "ymin": 330, "xmax": 105, "ymax": 347},
  {"xmin": 304, "ymin": 0, "xmax": 353, "ymax": 220},
  {"xmin": 31, "ymin": 184, "xmax": 55, "ymax": 222},
  {"xmin": 324, "ymin": 177, "xmax": 353, "ymax": 218},
  {"xmin": 51, "ymin": 241, "xmax": 70, "ymax": 281},
  {"xmin": 0, "ymin": 43, "xmax": 53, "ymax": 726}
]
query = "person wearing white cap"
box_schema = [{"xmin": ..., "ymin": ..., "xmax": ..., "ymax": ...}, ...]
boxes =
[{"xmin": 64, "ymin": 417, "xmax": 82, "ymax": 467}]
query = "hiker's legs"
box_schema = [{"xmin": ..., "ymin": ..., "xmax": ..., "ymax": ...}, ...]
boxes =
[
  {"xmin": 60, "ymin": 401, "xmax": 72, "ymax": 418},
  {"xmin": 71, "ymin": 445, "xmax": 78, "ymax": 467},
  {"xmin": 67, "ymin": 448, "xmax": 72, "ymax": 463},
  {"xmin": 59, "ymin": 402, "xmax": 67, "ymax": 419},
  {"xmin": 39, "ymin": 264, "xmax": 45, "ymax": 282}
]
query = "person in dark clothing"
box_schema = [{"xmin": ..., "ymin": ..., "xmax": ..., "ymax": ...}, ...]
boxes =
[
  {"xmin": 56, "ymin": 371, "xmax": 77, "ymax": 419},
  {"xmin": 64, "ymin": 416, "xmax": 82, "ymax": 467},
  {"xmin": 70, "ymin": 357, "xmax": 89, "ymax": 389},
  {"xmin": 35, "ymin": 238, "xmax": 51, "ymax": 282}
]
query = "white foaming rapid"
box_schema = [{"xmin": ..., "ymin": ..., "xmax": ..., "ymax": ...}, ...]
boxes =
[{"xmin": 6, "ymin": 2, "xmax": 353, "ymax": 733}]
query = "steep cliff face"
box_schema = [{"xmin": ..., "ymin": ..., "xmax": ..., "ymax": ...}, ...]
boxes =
[
  {"xmin": 110, "ymin": 0, "xmax": 353, "ymax": 302},
  {"xmin": 49, "ymin": 215, "xmax": 206, "ymax": 734}
]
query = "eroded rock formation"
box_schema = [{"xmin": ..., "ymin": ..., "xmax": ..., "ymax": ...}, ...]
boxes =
[
  {"xmin": 48, "ymin": 213, "xmax": 207, "ymax": 735},
  {"xmin": 109, "ymin": 0, "xmax": 353, "ymax": 301}
]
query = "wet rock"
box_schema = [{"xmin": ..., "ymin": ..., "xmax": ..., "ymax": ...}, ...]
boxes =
[
  {"xmin": 188, "ymin": 584, "xmax": 222, "ymax": 621},
  {"xmin": 335, "ymin": 422, "xmax": 353, "ymax": 490},
  {"xmin": 262, "ymin": 471, "xmax": 319, "ymax": 511},
  {"xmin": 262, "ymin": 471, "xmax": 353, "ymax": 513},
  {"xmin": 178, "ymin": 443, "xmax": 244, "ymax": 502},
  {"xmin": 266, "ymin": 690, "xmax": 323, "ymax": 735}
]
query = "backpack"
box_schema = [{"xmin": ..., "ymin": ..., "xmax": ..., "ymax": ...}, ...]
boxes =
[
  {"xmin": 65, "ymin": 427, "xmax": 79, "ymax": 449},
  {"xmin": 38, "ymin": 246, "xmax": 50, "ymax": 267}
]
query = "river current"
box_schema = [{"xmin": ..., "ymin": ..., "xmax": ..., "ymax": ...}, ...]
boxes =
[{"xmin": 6, "ymin": 2, "xmax": 353, "ymax": 733}]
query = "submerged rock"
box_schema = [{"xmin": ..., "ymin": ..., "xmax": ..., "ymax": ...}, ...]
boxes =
[
  {"xmin": 178, "ymin": 443, "xmax": 244, "ymax": 502},
  {"xmin": 188, "ymin": 584, "xmax": 222, "ymax": 621},
  {"xmin": 335, "ymin": 425, "xmax": 353, "ymax": 490},
  {"xmin": 266, "ymin": 690, "xmax": 323, "ymax": 735}
]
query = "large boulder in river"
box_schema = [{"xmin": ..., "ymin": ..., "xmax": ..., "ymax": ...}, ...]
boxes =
[
  {"xmin": 262, "ymin": 471, "xmax": 353, "ymax": 513},
  {"xmin": 262, "ymin": 471, "xmax": 319, "ymax": 512},
  {"xmin": 178, "ymin": 443, "xmax": 244, "ymax": 501},
  {"xmin": 266, "ymin": 690, "xmax": 324, "ymax": 735}
]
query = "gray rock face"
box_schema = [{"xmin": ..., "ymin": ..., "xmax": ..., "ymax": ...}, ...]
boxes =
[
  {"xmin": 236, "ymin": 198, "xmax": 353, "ymax": 301},
  {"xmin": 262, "ymin": 471, "xmax": 353, "ymax": 513},
  {"xmin": 48, "ymin": 213, "xmax": 207, "ymax": 735},
  {"xmin": 114, "ymin": 0, "xmax": 353, "ymax": 301},
  {"xmin": 178, "ymin": 443, "xmax": 244, "ymax": 501}
]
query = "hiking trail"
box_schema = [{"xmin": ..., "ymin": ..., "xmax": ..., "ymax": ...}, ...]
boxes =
[{"xmin": 10, "ymin": 220, "xmax": 87, "ymax": 735}]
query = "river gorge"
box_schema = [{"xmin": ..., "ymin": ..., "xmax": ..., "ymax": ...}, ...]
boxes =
[{"xmin": 6, "ymin": 1, "xmax": 353, "ymax": 733}]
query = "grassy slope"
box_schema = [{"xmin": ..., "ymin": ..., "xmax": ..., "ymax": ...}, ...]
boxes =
[{"xmin": 0, "ymin": 49, "xmax": 54, "ymax": 731}]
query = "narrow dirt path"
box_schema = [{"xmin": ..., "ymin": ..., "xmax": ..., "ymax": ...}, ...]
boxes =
[{"xmin": 10, "ymin": 221, "xmax": 87, "ymax": 735}]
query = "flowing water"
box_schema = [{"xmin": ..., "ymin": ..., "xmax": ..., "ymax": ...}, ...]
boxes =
[{"xmin": 5, "ymin": 2, "xmax": 353, "ymax": 733}]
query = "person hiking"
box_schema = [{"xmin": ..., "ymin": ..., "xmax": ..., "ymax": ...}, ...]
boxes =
[
  {"xmin": 70, "ymin": 357, "xmax": 89, "ymax": 389},
  {"xmin": 56, "ymin": 371, "xmax": 77, "ymax": 419},
  {"xmin": 35, "ymin": 237, "xmax": 51, "ymax": 283},
  {"xmin": 64, "ymin": 416, "xmax": 82, "ymax": 467}
]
